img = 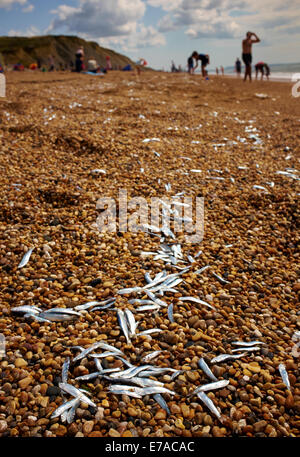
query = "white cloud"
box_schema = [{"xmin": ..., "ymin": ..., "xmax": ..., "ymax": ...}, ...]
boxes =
[
  {"xmin": 155, "ymin": 0, "xmax": 300, "ymax": 41},
  {"xmin": 22, "ymin": 3, "xmax": 34, "ymax": 12},
  {"xmin": 8, "ymin": 25, "xmax": 40, "ymax": 37},
  {"xmin": 0, "ymin": 0, "xmax": 27, "ymax": 8},
  {"xmin": 48, "ymin": 0, "xmax": 146, "ymax": 37}
]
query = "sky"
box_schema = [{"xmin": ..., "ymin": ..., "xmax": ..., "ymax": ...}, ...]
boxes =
[{"xmin": 0, "ymin": 0, "xmax": 300, "ymax": 70}]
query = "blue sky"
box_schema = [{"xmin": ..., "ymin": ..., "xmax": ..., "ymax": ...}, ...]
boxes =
[{"xmin": 0, "ymin": 0, "xmax": 300, "ymax": 70}]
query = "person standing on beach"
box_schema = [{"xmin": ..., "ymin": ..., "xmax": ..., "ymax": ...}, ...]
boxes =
[
  {"xmin": 235, "ymin": 58, "xmax": 241, "ymax": 77},
  {"xmin": 187, "ymin": 53, "xmax": 195, "ymax": 74},
  {"xmin": 242, "ymin": 31, "xmax": 260, "ymax": 81},
  {"xmin": 75, "ymin": 46, "xmax": 84, "ymax": 72},
  {"xmin": 220, "ymin": 66, "xmax": 224, "ymax": 76}
]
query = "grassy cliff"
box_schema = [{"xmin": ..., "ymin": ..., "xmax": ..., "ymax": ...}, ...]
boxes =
[{"xmin": 0, "ymin": 35, "xmax": 136, "ymax": 69}]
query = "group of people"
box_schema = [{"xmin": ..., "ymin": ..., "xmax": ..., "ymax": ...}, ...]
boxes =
[
  {"xmin": 188, "ymin": 32, "xmax": 271, "ymax": 82},
  {"xmin": 75, "ymin": 46, "xmax": 112, "ymax": 73}
]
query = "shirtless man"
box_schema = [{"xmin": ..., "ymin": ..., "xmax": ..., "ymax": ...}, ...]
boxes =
[{"xmin": 242, "ymin": 31, "xmax": 260, "ymax": 82}]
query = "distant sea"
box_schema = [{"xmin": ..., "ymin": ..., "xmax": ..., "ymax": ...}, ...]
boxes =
[{"xmin": 222, "ymin": 62, "xmax": 300, "ymax": 82}]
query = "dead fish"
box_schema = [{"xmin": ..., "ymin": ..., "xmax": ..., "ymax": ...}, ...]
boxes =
[
  {"xmin": 178, "ymin": 296, "xmax": 216, "ymax": 310},
  {"xmin": 278, "ymin": 363, "xmax": 291, "ymax": 391},
  {"xmin": 73, "ymin": 342, "xmax": 104, "ymax": 363},
  {"xmin": 89, "ymin": 351, "xmax": 118, "ymax": 358},
  {"xmin": 142, "ymin": 386, "xmax": 175, "ymax": 396},
  {"xmin": 145, "ymin": 290, "xmax": 167, "ymax": 307},
  {"xmin": 195, "ymin": 265, "xmax": 210, "ymax": 274},
  {"xmin": 74, "ymin": 301, "xmax": 102, "ymax": 311},
  {"xmin": 129, "ymin": 299, "xmax": 156, "ymax": 305},
  {"xmin": 96, "ymin": 342, "xmax": 124, "ymax": 356},
  {"xmin": 142, "ymin": 351, "xmax": 163, "ymax": 363},
  {"xmin": 18, "ymin": 248, "xmax": 34, "ymax": 269},
  {"xmin": 24, "ymin": 313, "xmax": 52, "ymax": 323},
  {"xmin": 50, "ymin": 398, "xmax": 79, "ymax": 419},
  {"xmin": 62, "ymin": 357, "xmax": 70, "ymax": 383},
  {"xmin": 138, "ymin": 329, "xmax": 163, "ymax": 336},
  {"xmin": 65, "ymin": 398, "xmax": 81, "ymax": 424},
  {"xmin": 108, "ymin": 385, "xmax": 143, "ymax": 398},
  {"xmin": 75, "ymin": 368, "xmax": 121, "ymax": 381},
  {"xmin": 59, "ymin": 383, "xmax": 96, "ymax": 408},
  {"xmin": 192, "ymin": 380, "xmax": 229, "ymax": 395},
  {"xmin": 136, "ymin": 304, "xmax": 160, "ymax": 312},
  {"xmin": 118, "ymin": 286, "xmax": 144, "ymax": 295},
  {"xmin": 167, "ymin": 303, "xmax": 174, "ymax": 323},
  {"xmin": 117, "ymin": 309, "xmax": 131, "ymax": 343},
  {"xmin": 75, "ymin": 298, "xmax": 115, "ymax": 311},
  {"xmin": 124, "ymin": 309, "xmax": 137, "ymax": 337},
  {"xmin": 197, "ymin": 391, "xmax": 222, "ymax": 422},
  {"xmin": 11, "ymin": 305, "xmax": 40, "ymax": 315},
  {"xmin": 39, "ymin": 310, "xmax": 81, "ymax": 322},
  {"xmin": 232, "ymin": 346, "xmax": 261, "ymax": 352},
  {"xmin": 212, "ymin": 272, "xmax": 230, "ymax": 285},
  {"xmin": 144, "ymin": 272, "xmax": 153, "ymax": 284},
  {"xmin": 153, "ymin": 393, "xmax": 170, "ymax": 415},
  {"xmin": 198, "ymin": 358, "xmax": 218, "ymax": 382},
  {"xmin": 211, "ymin": 353, "xmax": 247, "ymax": 363},
  {"xmin": 232, "ymin": 341, "xmax": 266, "ymax": 347}
]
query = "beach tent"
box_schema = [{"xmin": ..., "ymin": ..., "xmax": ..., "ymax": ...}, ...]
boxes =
[{"xmin": 122, "ymin": 64, "xmax": 132, "ymax": 71}]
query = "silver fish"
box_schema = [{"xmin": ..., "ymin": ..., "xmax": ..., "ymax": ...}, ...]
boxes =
[
  {"xmin": 74, "ymin": 301, "xmax": 102, "ymax": 311},
  {"xmin": 141, "ymin": 386, "xmax": 175, "ymax": 396},
  {"xmin": 231, "ymin": 341, "xmax": 266, "ymax": 347},
  {"xmin": 125, "ymin": 309, "xmax": 137, "ymax": 337},
  {"xmin": 74, "ymin": 298, "xmax": 116, "ymax": 311},
  {"xmin": 62, "ymin": 357, "xmax": 70, "ymax": 383},
  {"xmin": 11, "ymin": 305, "xmax": 40, "ymax": 315},
  {"xmin": 108, "ymin": 385, "xmax": 143, "ymax": 398},
  {"xmin": 117, "ymin": 309, "xmax": 131, "ymax": 343},
  {"xmin": 138, "ymin": 329, "xmax": 163, "ymax": 336},
  {"xmin": 136, "ymin": 304, "xmax": 160, "ymax": 312},
  {"xmin": 75, "ymin": 368, "xmax": 121, "ymax": 381},
  {"xmin": 94, "ymin": 358, "xmax": 103, "ymax": 371},
  {"xmin": 197, "ymin": 391, "xmax": 222, "ymax": 422},
  {"xmin": 168, "ymin": 303, "xmax": 174, "ymax": 323},
  {"xmin": 153, "ymin": 393, "xmax": 170, "ymax": 415},
  {"xmin": 210, "ymin": 352, "xmax": 247, "ymax": 363},
  {"xmin": 50, "ymin": 398, "xmax": 78, "ymax": 419},
  {"xmin": 144, "ymin": 272, "xmax": 153, "ymax": 284},
  {"xmin": 73, "ymin": 342, "xmax": 104, "ymax": 363},
  {"xmin": 89, "ymin": 351, "xmax": 118, "ymax": 358},
  {"xmin": 145, "ymin": 290, "xmax": 167, "ymax": 307},
  {"xmin": 195, "ymin": 265, "xmax": 210, "ymax": 274},
  {"xmin": 129, "ymin": 299, "xmax": 156, "ymax": 306},
  {"xmin": 59, "ymin": 383, "xmax": 96, "ymax": 407},
  {"xmin": 110, "ymin": 365, "xmax": 152, "ymax": 379},
  {"xmin": 192, "ymin": 380, "xmax": 229, "ymax": 395},
  {"xmin": 66, "ymin": 398, "xmax": 81, "ymax": 424},
  {"xmin": 278, "ymin": 363, "xmax": 291, "ymax": 391},
  {"xmin": 178, "ymin": 296, "xmax": 216, "ymax": 310},
  {"xmin": 24, "ymin": 313, "xmax": 51, "ymax": 323},
  {"xmin": 96, "ymin": 342, "xmax": 124, "ymax": 355},
  {"xmin": 212, "ymin": 272, "xmax": 230, "ymax": 285},
  {"xmin": 142, "ymin": 351, "xmax": 163, "ymax": 363},
  {"xmin": 18, "ymin": 247, "xmax": 34, "ymax": 269},
  {"xmin": 198, "ymin": 358, "xmax": 218, "ymax": 382},
  {"xmin": 118, "ymin": 287, "xmax": 143, "ymax": 295},
  {"xmin": 232, "ymin": 346, "xmax": 261, "ymax": 352}
]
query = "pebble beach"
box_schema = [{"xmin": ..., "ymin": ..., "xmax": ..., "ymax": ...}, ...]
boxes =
[{"xmin": 0, "ymin": 70, "xmax": 299, "ymax": 438}]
